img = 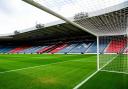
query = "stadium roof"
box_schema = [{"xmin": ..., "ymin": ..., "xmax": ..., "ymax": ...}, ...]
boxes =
[
  {"xmin": 75, "ymin": 5, "xmax": 128, "ymax": 36},
  {"xmin": 24, "ymin": 0, "xmax": 128, "ymax": 36},
  {"xmin": 0, "ymin": 0, "xmax": 127, "ymax": 40}
]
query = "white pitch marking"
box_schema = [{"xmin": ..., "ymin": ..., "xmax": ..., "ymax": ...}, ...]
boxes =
[
  {"xmin": 73, "ymin": 55, "xmax": 118, "ymax": 89},
  {"xmin": 99, "ymin": 55, "xmax": 118, "ymax": 70},
  {"xmin": 100, "ymin": 70, "xmax": 128, "ymax": 75},
  {"xmin": 73, "ymin": 70, "xmax": 98, "ymax": 89},
  {"xmin": 0, "ymin": 59, "xmax": 95, "ymax": 74}
]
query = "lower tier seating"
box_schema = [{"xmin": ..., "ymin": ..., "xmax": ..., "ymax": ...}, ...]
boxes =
[
  {"xmin": 57, "ymin": 43, "xmax": 79, "ymax": 53},
  {"xmin": 105, "ymin": 38, "xmax": 127, "ymax": 53},
  {"xmin": 0, "ymin": 46, "xmax": 15, "ymax": 53},
  {"xmin": 86, "ymin": 42, "xmax": 97, "ymax": 53},
  {"xmin": 69, "ymin": 43, "xmax": 91, "ymax": 53},
  {"xmin": 0, "ymin": 38, "xmax": 127, "ymax": 54},
  {"xmin": 99, "ymin": 39, "xmax": 110, "ymax": 53},
  {"xmin": 9, "ymin": 45, "xmax": 31, "ymax": 53},
  {"xmin": 37, "ymin": 45, "xmax": 53, "ymax": 54},
  {"xmin": 124, "ymin": 47, "xmax": 128, "ymax": 53},
  {"xmin": 50, "ymin": 44, "xmax": 68, "ymax": 53},
  {"xmin": 19, "ymin": 46, "xmax": 44, "ymax": 53}
]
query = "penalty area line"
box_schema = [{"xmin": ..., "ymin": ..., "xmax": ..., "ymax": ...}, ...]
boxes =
[
  {"xmin": 100, "ymin": 70, "xmax": 128, "ymax": 75},
  {"xmin": 73, "ymin": 70, "xmax": 99, "ymax": 89},
  {"xmin": 73, "ymin": 55, "xmax": 119, "ymax": 89}
]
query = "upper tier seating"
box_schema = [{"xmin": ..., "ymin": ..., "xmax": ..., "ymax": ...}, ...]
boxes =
[
  {"xmin": 69, "ymin": 43, "xmax": 91, "ymax": 53},
  {"xmin": 57, "ymin": 43, "xmax": 79, "ymax": 53},
  {"xmin": 105, "ymin": 38, "xmax": 127, "ymax": 53}
]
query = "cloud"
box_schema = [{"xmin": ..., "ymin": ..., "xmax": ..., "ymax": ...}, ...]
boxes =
[
  {"xmin": 0, "ymin": 0, "xmax": 59, "ymax": 35},
  {"xmin": 0, "ymin": 0, "xmax": 127, "ymax": 35}
]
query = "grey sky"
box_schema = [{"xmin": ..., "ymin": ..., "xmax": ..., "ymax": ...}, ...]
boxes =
[{"xmin": 0, "ymin": 0, "xmax": 127, "ymax": 35}]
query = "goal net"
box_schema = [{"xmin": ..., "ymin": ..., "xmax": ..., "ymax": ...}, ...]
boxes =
[
  {"xmin": 98, "ymin": 35, "xmax": 128, "ymax": 73},
  {"xmin": 23, "ymin": 0, "xmax": 128, "ymax": 73}
]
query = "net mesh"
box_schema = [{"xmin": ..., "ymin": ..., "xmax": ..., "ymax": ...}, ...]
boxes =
[
  {"xmin": 27, "ymin": 0, "xmax": 128, "ymax": 73},
  {"xmin": 33, "ymin": 0, "xmax": 128, "ymax": 36},
  {"xmin": 99, "ymin": 35, "xmax": 128, "ymax": 73},
  {"xmin": 34, "ymin": 0, "xmax": 127, "ymax": 17}
]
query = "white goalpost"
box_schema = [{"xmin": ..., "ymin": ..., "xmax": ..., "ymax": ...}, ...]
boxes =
[
  {"xmin": 98, "ymin": 35, "xmax": 128, "ymax": 74},
  {"xmin": 22, "ymin": 0, "xmax": 128, "ymax": 88}
]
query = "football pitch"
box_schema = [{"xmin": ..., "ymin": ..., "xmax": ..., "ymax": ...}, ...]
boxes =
[{"xmin": 0, "ymin": 54, "xmax": 128, "ymax": 89}]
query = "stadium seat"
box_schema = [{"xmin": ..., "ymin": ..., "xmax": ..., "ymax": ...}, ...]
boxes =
[
  {"xmin": 9, "ymin": 45, "xmax": 31, "ymax": 53},
  {"xmin": 37, "ymin": 45, "xmax": 54, "ymax": 54},
  {"xmin": 0, "ymin": 46, "xmax": 15, "ymax": 53},
  {"xmin": 19, "ymin": 46, "xmax": 45, "ymax": 53},
  {"xmin": 105, "ymin": 38, "xmax": 127, "ymax": 53},
  {"xmin": 86, "ymin": 42, "xmax": 97, "ymax": 53},
  {"xmin": 50, "ymin": 44, "xmax": 68, "ymax": 53},
  {"xmin": 57, "ymin": 43, "xmax": 79, "ymax": 53},
  {"xmin": 69, "ymin": 43, "xmax": 91, "ymax": 53}
]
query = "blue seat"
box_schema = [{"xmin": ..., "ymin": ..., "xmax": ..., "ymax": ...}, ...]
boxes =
[
  {"xmin": 58, "ymin": 43, "xmax": 78, "ymax": 53},
  {"xmin": 70, "ymin": 43, "xmax": 91, "ymax": 53}
]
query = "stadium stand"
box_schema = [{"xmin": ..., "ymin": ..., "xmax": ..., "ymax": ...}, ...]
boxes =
[
  {"xmin": 37, "ymin": 45, "xmax": 55, "ymax": 54},
  {"xmin": 0, "ymin": 40, "xmax": 127, "ymax": 54},
  {"xmin": 105, "ymin": 38, "xmax": 127, "ymax": 53},
  {"xmin": 86, "ymin": 42, "xmax": 97, "ymax": 53},
  {"xmin": 69, "ymin": 43, "xmax": 91, "ymax": 53},
  {"xmin": 124, "ymin": 47, "xmax": 127, "ymax": 53},
  {"xmin": 0, "ymin": 46, "xmax": 15, "ymax": 53},
  {"xmin": 0, "ymin": 38, "xmax": 127, "ymax": 54},
  {"xmin": 19, "ymin": 46, "xmax": 44, "ymax": 53},
  {"xmin": 50, "ymin": 44, "xmax": 68, "ymax": 53},
  {"xmin": 32, "ymin": 46, "xmax": 46, "ymax": 53},
  {"xmin": 9, "ymin": 45, "xmax": 31, "ymax": 53},
  {"xmin": 46, "ymin": 43, "xmax": 65, "ymax": 53},
  {"xmin": 99, "ymin": 39, "xmax": 110, "ymax": 53},
  {"xmin": 57, "ymin": 43, "xmax": 79, "ymax": 53}
]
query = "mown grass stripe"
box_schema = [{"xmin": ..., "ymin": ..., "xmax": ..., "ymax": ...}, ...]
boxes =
[{"xmin": 0, "ymin": 59, "xmax": 95, "ymax": 74}]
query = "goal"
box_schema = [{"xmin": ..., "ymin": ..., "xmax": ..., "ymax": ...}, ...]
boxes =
[{"xmin": 97, "ymin": 35, "xmax": 128, "ymax": 73}]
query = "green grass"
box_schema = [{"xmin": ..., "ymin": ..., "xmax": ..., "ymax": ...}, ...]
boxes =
[
  {"xmin": 79, "ymin": 54, "xmax": 128, "ymax": 89},
  {"xmin": 100, "ymin": 54, "xmax": 128, "ymax": 72},
  {"xmin": 79, "ymin": 71, "xmax": 128, "ymax": 89},
  {"xmin": 0, "ymin": 54, "xmax": 127, "ymax": 89},
  {"xmin": 0, "ymin": 54, "xmax": 96, "ymax": 89}
]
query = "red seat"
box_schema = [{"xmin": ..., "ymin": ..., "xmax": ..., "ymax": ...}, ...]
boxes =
[
  {"xmin": 9, "ymin": 45, "xmax": 31, "ymax": 53},
  {"xmin": 50, "ymin": 44, "xmax": 68, "ymax": 53},
  {"xmin": 37, "ymin": 45, "xmax": 55, "ymax": 53},
  {"xmin": 106, "ymin": 38, "xmax": 127, "ymax": 53}
]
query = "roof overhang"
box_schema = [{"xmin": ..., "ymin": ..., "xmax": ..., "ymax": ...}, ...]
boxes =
[
  {"xmin": 0, "ymin": 1, "xmax": 127, "ymax": 40},
  {"xmin": 21, "ymin": 0, "xmax": 128, "ymax": 36}
]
